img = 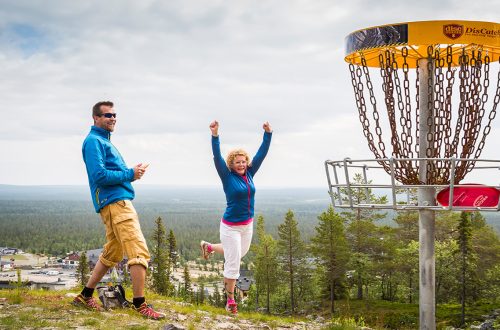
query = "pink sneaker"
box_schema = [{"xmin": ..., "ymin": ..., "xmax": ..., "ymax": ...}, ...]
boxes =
[
  {"xmin": 132, "ymin": 302, "xmax": 166, "ymax": 320},
  {"xmin": 225, "ymin": 299, "xmax": 238, "ymax": 315},
  {"xmin": 200, "ymin": 240, "xmax": 214, "ymax": 260},
  {"xmin": 72, "ymin": 294, "xmax": 103, "ymax": 311}
]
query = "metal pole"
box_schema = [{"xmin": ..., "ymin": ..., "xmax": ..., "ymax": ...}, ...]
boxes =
[{"xmin": 418, "ymin": 58, "xmax": 436, "ymax": 330}]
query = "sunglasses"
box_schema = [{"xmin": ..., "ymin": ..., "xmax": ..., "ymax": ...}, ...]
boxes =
[{"xmin": 99, "ymin": 113, "xmax": 117, "ymax": 118}]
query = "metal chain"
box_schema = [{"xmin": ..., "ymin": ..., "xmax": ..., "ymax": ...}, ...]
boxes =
[
  {"xmin": 473, "ymin": 55, "xmax": 499, "ymax": 163},
  {"xmin": 433, "ymin": 48, "xmax": 446, "ymax": 182},
  {"xmin": 440, "ymin": 46, "xmax": 456, "ymax": 182},
  {"xmin": 401, "ymin": 47, "xmax": 418, "ymax": 181},
  {"xmin": 362, "ymin": 56, "xmax": 389, "ymax": 161},
  {"xmin": 348, "ymin": 57, "xmax": 390, "ymax": 176},
  {"xmin": 425, "ymin": 46, "xmax": 437, "ymax": 183},
  {"xmin": 347, "ymin": 46, "xmax": 500, "ymax": 185}
]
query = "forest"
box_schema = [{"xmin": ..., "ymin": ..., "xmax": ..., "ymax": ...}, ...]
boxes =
[{"xmin": 1, "ymin": 185, "xmax": 500, "ymax": 328}]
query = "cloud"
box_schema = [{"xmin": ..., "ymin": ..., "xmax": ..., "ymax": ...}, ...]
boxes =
[{"xmin": 0, "ymin": 0, "xmax": 499, "ymax": 186}]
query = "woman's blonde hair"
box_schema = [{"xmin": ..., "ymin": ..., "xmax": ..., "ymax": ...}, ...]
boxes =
[{"xmin": 226, "ymin": 149, "xmax": 250, "ymax": 169}]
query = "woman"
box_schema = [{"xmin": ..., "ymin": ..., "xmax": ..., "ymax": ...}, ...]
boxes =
[{"xmin": 201, "ymin": 120, "xmax": 272, "ymax": 314}]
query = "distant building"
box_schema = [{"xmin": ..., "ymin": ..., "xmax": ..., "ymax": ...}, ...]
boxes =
[
  {"xmin": 0, "ymin": 260, "xmax": 14, "ymax": 271},
  {"xmin": 85, "ymin": 249, "xmax": 128, "ymax": 271},
  {"xmin": 0, "ymin": 247, "xmax": 19, "ymax": 255},
  {"xmin": 0, "ymin": 280, "xmax": 31, "ymax": 290},
  {"xmin": 85, "ymin": 248, "xmax": 103, "ymax": 268},
  {"xmin": 29, "ymin": 278, "xmax": 67, "ymax": 291},
  {"xmin": 62, "ymin": 252, "xmax": 80, "ymax": 268}
]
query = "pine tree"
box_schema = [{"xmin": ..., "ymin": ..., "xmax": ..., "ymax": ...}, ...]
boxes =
[
  {"xmin": 122, "ymin": 264, "xmax": 131, "ymax": 287},
  {"xmin": 151, "ymin": 217, "xmax": 172, "ymax": 296},
  {"xmin": 456, "ymin": 211, "xmax": 475, "ymax": 327},
  {"xmin": 277, "ymin": 210, "xmax": 306, "ymax": 314},
  {"xmin": 339, "ymin": 173, "xmax": 387, "ymax": 299},
  {"xmin": 311, "ymin": 206, "xmax": 350, "ymax": 314},
  {"xmin": 167, "ymin": 229, "xmax": 179, "ymax": 271},
  {"xmin": 213, "ymin": 283, "xmax": 222, "ymax": 307},
  {"xmin": 76, "ymin": 251, "xmax": 90, "ymax": 287},
  {"xmin": 200, "ymin": 282, "xmax": 205, "ymax": 304},
  {"xmin": 253, "ymin": 215, "xmax": 279, "ymax": 313},
  {"xmin": 395, "ymin": 240, "xmax": 419, "ymax": 303},
  {"xmin": 182, "ymin": 263, "xmax": 193, "ymax": 302}
]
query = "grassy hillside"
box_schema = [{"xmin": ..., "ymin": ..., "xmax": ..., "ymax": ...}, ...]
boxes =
[
  {"xmin": 0, "ymin": 288, "xmax": 324, "ymax": 330},
  {"xmin": 0, "ymin": 288, "xmax": 498, "ymax": 329}
]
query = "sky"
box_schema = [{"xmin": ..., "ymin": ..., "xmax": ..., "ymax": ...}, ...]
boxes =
[{"xmin": 0, "ymin": 1, "xmax": 499, "ymax": 188}]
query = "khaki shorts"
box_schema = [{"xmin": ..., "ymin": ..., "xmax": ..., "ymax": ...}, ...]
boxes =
[{"xmin": 98, "ymin": 200, "xmax": 150, "ymax": 269}]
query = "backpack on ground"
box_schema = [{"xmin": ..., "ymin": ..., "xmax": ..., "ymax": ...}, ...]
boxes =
[{"xmin": 96, "ymin": 284, "xmax": 131, "ymax": 309}]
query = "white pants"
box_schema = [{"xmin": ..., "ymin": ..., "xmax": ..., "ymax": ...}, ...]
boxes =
[{"xmin": 220, "ymin": 221, "xmax": 253, "ymax": 279}]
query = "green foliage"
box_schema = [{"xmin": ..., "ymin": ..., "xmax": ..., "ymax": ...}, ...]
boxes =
[
  {"xmin": 381, "ymin": 312, "xmax": 418, "ymax": 329},
  {"xmin": 150, "ymin": 217, "xmax": 173, "ymax": 296},
  {"xmin": 252, "ymin": 215, "xmax": 279, "ymax": 313},
  {"xmin": 1, "ymin": 189, "xmax": 500, "ymax": 325},
  {"xmin": 75, "ymin": 251, "xmax": 90, "ymax": 287},
  {"xmin": 456, "ymin": 211, "xmax": 476, "ymax": 326},
  {"xmin": 168, "ymin": 229, "xmax": 179, "ymax": 269},
  {"xmin": 181, "ymin": 263, "xmax": 193, "ymax": 302},
  {"xmin": 311, "ymin": 206, "xmax": 350, "ymax": 314},
  {"xmin": 277, "ymin": 210, "xmax": 309, "ymax": 314},
  {"xmin": 122, "ymin": 264, "xmax": 131, "ymax": 287},
  {"xmin": 13, "ymin": 268, "xmax": 24, "ymax": 304},
  {"xmin": 327, "ymin": 316, "xmax": 365, "ymax": 330},
  {"xmin": 340, "ymin": 173, "xmax": 387, "ymax": 300}
]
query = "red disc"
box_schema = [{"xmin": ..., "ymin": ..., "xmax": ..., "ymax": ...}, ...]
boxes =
[{"xmin": 436, "ymin": 184, "xmax": 500, "ymax": 207}]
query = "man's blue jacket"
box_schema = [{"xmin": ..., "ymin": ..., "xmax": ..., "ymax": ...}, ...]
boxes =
[
  {"xmin": 82, "ymin": 126, "xmax": 135, "ymax": 212},
  {"xmin": 212, "ymin": 132, "xmax": 272, "ymax": 224}
]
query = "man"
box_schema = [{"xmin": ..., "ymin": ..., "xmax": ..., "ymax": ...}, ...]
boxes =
[{"xmin": 73, "ymin": 101, "xmax": 165, "ymax": 320}]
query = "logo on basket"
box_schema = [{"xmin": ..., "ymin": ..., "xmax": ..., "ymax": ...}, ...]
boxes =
[
  {"xmin": 473, "ymin": 195, "xmax": 488, "ymax": 207},
  {"xmin": 443, "ymin": 24, "xmax": 464, "ymax": 40}
]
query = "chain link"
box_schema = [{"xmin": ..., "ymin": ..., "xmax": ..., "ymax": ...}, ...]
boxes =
[{"xmin": 347, "ymin": 47, "xmax": 500, "ymax": 185}]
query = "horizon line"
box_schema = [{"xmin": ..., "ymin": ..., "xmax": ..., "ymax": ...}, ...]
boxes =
[{"xmin": 0, "ymin": 183, "xmax": 328, "ymax": 190}]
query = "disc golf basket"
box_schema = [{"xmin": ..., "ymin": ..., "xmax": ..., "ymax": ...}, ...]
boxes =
[{"xmin": 325, "ymin": 20, "xmax": 500, "ymax": 329}]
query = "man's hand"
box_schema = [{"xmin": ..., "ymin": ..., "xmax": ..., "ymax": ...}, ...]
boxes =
[
  {"xmin": 263, "ymin": 121, "xmax": 272, "ymax": 133},
  {"xmin": 210, "ymin": 120, "xmax": 219, "ymax": 136},
  {"xmin": 133, "ymin": 163, "xmax": 149, "ymax": 180}
]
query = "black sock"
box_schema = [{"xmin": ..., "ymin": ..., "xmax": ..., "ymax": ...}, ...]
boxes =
[
  {"xmin": 133, "ymin": 297, "xmax": 145, "ymax": 308},
  {"xmin": 81, "ymin": 287, "xmax": 94, "ymax": 298}
]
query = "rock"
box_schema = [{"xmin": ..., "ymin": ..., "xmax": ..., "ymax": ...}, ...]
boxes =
[
  {"xmin": 480, "ymin": 320, "xmax": 494, "ymax": 330},
  {"xmin": 315, "ymin": 316, "xmax": 325, "ymax": 323},
  {"xmin": 176, "ymin": 314, "xmax": 188, "ymax": 321},
  {"xmin": 215, "ymin": 322, "xmax": 241, "ymax": 330},
  {"xmin": 197, "ymin": 310, "xmax": 210, "ymax": 316},
  {"xmin": 178, "ymin": 302, "xmax": 193, "ymax": 307},
  {"xmin": 65, "ymin": 293, "xmax": 78, "ymax": 298},
  {"xmin": 127, "ymin": 323, "xmax": 142, "ymax": 327},
  {"xmin": 216, "ymin": 314, "xmax": 232, "ymax": 322},
  {"xmin": 163, "ymin": 324, "xmax": 186, "ymax": 330},
  {"xmin": 23, "ymin": 307, "xmax": 44, "ymax": 313}
]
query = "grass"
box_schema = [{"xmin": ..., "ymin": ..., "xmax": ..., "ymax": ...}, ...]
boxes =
[
  {"xmin": 312, "ymin": 298, "xmax": 500, "ymax": 330},
  {"xmin": 2, "ymin": 254, "xmax": 28, "ymax": 261},
  {"xmin": 0, "ymin": 289, "xmax": 316, "ymax": 330},
  {"xmin": 0, "ymin": 289, "xmax": 498, "ymax": 330}
]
